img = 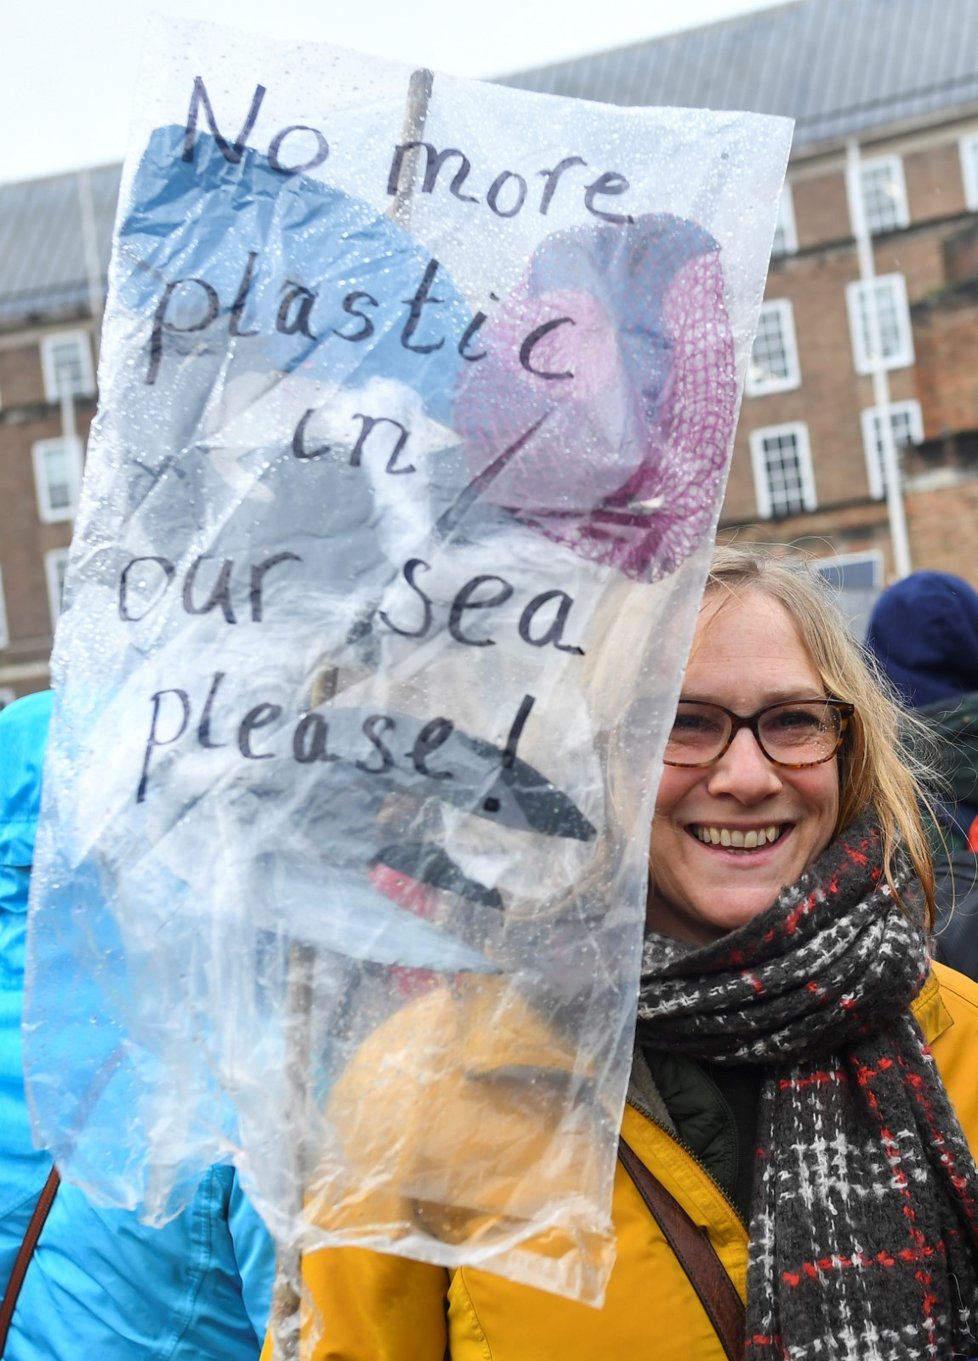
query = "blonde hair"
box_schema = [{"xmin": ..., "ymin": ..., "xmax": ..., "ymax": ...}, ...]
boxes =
[{"xmin": 705, "ymin": 543, "xmax": 938, "ymax": 925}]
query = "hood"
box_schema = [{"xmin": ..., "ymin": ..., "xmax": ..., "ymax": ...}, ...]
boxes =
[{"xmin": 865, "ymin": 571, "xmax": 978, "ymax": 710}]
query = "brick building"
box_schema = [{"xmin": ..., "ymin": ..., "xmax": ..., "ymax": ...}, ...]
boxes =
[
  {"xmin": 506, "ymin": 0, "xmax": 978, "ymax": 609},
  {"xmin": 0, "ymin": 165, "xmax": 118, "ymax": 702},
  {"xmin": 4, "ymin": 0, "xmax": 978, "ymax": 699}
]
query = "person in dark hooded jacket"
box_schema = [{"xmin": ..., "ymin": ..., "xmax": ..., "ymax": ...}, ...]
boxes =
[{"xmin": 865, "ymin": 570, "xmax": 978, "ymax": 978}]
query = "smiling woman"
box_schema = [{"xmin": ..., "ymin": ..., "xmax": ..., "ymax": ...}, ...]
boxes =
[
  {"xmin": 648, "ymin": 586, "xmax": 844, "ymax": 943},
  {"xmin": 682, "ymin": 544, "xmax": 939, "ymax": 913},
  {"xmin": 636, "ymin": 544, "xmax": 978, "ymax": 1358},
  {"xmin": 273, "ymin": 544, "xmax": 978, "ymax": 1361}
]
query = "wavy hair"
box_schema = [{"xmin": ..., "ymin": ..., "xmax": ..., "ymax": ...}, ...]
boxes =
[{"xmin": 705, "ymin": 543, "xmax": 938, "ymax": 925}]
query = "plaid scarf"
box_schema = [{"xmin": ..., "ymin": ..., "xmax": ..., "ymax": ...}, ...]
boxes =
[{"xmin": 636, "ymin": 817, "xmax": 978, "ymax": 1361}]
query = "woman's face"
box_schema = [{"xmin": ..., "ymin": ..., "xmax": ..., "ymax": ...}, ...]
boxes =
[{"xmin": 647, "ymin": 588, "xmax": 841, "ymax": 944}]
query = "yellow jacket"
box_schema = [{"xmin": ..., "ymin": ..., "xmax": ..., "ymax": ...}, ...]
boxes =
[{"xmin": 265, "ymin": 961, "xmax": 978, "ymax": 1361}]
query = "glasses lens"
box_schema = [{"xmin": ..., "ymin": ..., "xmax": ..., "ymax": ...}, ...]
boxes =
[
  {"xmin": 756, "ymin": 701, "xmax": 843, "ymax": 764},
  {"xmin": 665, "ymin": 702, "xmax": 731, "ymax": 764}
]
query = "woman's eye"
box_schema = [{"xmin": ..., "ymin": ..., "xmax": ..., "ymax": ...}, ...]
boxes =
[
  {"xmin": 769, "ymin": 707, "xmax": 821, "ymax": 731},
  {"xmin": 673, "ymin": 710, "xmax": 723, "ymax": 736}
]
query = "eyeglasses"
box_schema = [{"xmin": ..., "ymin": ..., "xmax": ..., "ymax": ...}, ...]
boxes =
[{"xmin": 663, "ymin": 698, "xmax": 855, "ymax": 769}]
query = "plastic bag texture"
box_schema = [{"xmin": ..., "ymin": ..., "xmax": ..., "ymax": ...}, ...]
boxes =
[{"xmin": 24, "ymin": 15, "xmax": 792, "ymax": 1307}]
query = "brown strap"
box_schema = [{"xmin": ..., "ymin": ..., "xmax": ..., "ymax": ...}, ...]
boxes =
[
  {"xmin": 0, "ymin": 1166, "xmax": 61, "ymax": 1356},
  {"xmin": 618, "ymin": 1137, "xmax": 745, "ymax": 1361}
]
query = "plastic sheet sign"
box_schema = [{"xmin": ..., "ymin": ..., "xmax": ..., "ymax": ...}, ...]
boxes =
[{"xmin": 24, "ymin": 13, "xmax": 792, "ymax": 1316}]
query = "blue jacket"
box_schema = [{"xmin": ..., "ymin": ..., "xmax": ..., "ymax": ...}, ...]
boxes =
[{"xmin": 0, "ymin": 691, "xmax": 275, "ymax": 1359}]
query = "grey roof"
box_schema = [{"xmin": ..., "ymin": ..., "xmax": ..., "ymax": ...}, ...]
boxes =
[
  {"xmin": 499, "ymin": 0, "xmax": 978, "ymax": 153},
  {"xmin": 0, "ymin": 163, "xmax": 120, "ymax": 326}
]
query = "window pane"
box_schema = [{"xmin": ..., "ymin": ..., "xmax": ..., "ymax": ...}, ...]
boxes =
[
  {"xmin": 887, "ymin": 409, "xmax": 916, "ymax": 451},
  {"xmin": 961, "ymin": 137, "xmax": 978, "ymax": 210},
  {"xmin": 32, "ymin": 437, "xmax": 81, "ymax": 522},
  {"xmin": 863, "ymin": 401, "xmax": 921, "ymax": 497},
  {"xmin": 770, "ymin": 186, "xmax": 797, "ymax": 257},
  {"xmin": 45, "ymin": 550, "xmax": 70, "ymax": 626},
  {"xmin": 43, "ymin": 445, "xmax": 72, "ymax": 510},
  {"xmin": 747, "ymin": 301, "xmax": 799, "ymax": 395},
  {"xmin": 816, "ymin": 554, "xmax": 882, "ymax": 592},
  {"xmin": 874, "ymin": 286, "xmax": 902, "ymax": 357},
  {"xmin": 751, "ymin": 309, "xmax": 790, "ymax": 384},
  {"xmin": 850, "ymin": 276, "xmax": 912, "ymax": 371},
  {"xmin": 860, "ymin": 159, "xmax": 906, "ymax": 234},
  {"xmin": 51, "ymin": 341, "xmax": 85, "ymax": 393},
  {"xmin": 41, "ymin": 331, "xmax": 93, "ymax": 402},
  {"xmin": 762, "ymin": 431, "xmax": 806, "ymax": 514}
]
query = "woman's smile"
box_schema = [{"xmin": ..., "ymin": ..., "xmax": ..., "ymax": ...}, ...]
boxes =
[{"xmin": 687, "ymin": 823, "xmax": 785, "ymax": 850}]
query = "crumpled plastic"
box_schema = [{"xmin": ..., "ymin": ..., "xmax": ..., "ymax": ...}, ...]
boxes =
[{"xmin": 23, "ymin": 13, "xmax": 792, "ymax": 1316}]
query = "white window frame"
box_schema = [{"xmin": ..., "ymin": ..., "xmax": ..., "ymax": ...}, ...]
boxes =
[
  {"xmin": 771, "ymin": 182, "xmax": 798, "ymax": 257},
  {"xmin": 746, "ymin": 299, "xmax": 801, "ymax": 396},
  {"xmin": 846, "ymin": 274, "xmax": 915, "ymax": 374},
  {"xmin": 749, "ymin": 421, "xmax": 817, "ymax": 519},
  {"xmin": 855, "ymin": 155, "xmax": 909, "ymax": 235},
  {"xmin": 0, "ymin": 566, "xmax": 8, "ymax": 649},
  {"xmin": 860, "ymin": 399, "xmax": 923, "ymax": 499},
  {"xmin": 40, "ymin": 330, "xmax": 95, "ymax": 403},
  {"xmin": 32, "ymin": 436, "xmax": 83, "ymax": 523},
  {"xmin": 44, "ymin": 548, "xmax": 71, "ymax": 629}
]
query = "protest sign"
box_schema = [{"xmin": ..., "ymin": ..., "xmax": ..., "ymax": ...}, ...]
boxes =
[{"xmin": 23, "ymin": 13, "xmax": 792, "ymax": 1318}]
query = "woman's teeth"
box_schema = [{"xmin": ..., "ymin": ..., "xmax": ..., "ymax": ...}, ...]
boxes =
[{"xmin": 693, "ymin": 825, "xmax": 782, "ymax": 849}]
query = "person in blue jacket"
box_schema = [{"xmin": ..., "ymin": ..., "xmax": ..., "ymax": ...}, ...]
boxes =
[{"xmin": 0, "ymin": 690, "xmax": 275, "ymax": 1359}]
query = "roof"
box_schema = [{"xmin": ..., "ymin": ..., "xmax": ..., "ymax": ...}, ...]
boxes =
[
  {"xmin": 0, "ymin": 163, "xmax": 120, "ymax": 326},
  {"xmin": 498, "ymin": 0, "xmax": 978, "ymax": 153}
]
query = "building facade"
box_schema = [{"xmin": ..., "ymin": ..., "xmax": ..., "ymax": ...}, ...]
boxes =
[
  {"xmin": 4, "ymin": 0, "xmax": 978, "ymax": 699},
  {"xmin": 0, "ymin": 165, "xmax": 117, "ymax": 702},
  {"xmin": 505, "ymin": 0, "xmax": 978, "ymax": 604},
  {"xmin": 722, "ymin": 104, "xmax": 978, "ymax": 593}
]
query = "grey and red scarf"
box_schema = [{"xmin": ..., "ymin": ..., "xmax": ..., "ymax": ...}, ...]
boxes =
[{"xmin": 637, "ymin": 817, "xmax": 978, "ymax": 1361}]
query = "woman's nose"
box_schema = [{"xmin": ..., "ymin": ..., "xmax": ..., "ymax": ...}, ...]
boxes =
[{"xmin": 705, "ymin": 725, "xmax": 783, "ymax": 801}]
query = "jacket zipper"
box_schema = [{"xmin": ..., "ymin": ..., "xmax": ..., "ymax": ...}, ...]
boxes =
[{"xmin": 624, "ymin": 1095, "xmax": 749, "ymax": 1232}]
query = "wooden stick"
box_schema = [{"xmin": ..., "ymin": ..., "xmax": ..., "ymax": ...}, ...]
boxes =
[
  {"xmin": 389, "ymin": 68, "xmax": 434, "ymax": 230},
  {"xmin": 269, "ymin": 68, "xmax": 435, "ymax": 1357},
  {"xmin": 268, "ymin": 940, "xmax": 316, "ymax": 1359}
]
